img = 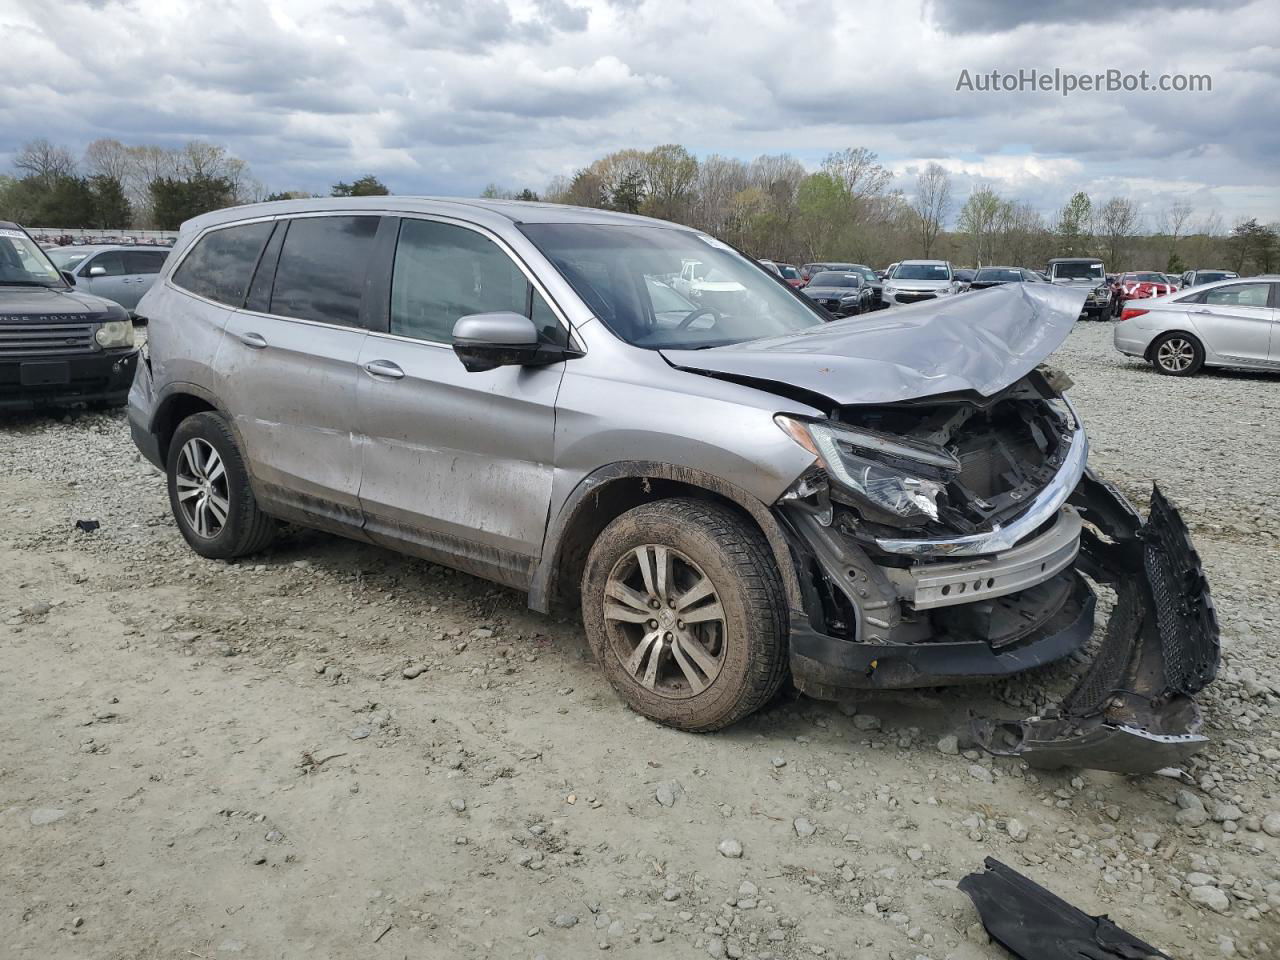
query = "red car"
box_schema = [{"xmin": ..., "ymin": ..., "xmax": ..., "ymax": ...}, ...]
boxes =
[
  {"xmin": 774, "ymin": 263, "xmax": 805, "ymax": 288},
  {"xmin": 1111, "ymin": 272, "xmax": 1178, "ymax": 317}
]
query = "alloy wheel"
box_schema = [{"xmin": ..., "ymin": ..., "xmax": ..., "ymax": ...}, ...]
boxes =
[
  {"xmin": 174, "ymin": 438, "xmax": 230, "ymax": 538},
  {"xmin": 1156, "ymin": 337, "xmax": 1195, "ymax": 373},
  {"xmin": 603, "ymin": 544, "xmax": 727, "ymax": 699}
]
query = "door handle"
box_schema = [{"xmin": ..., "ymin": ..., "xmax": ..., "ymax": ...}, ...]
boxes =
[
  {"xmin": 363, "ymin": 359, "xmax": 405, "ymax": 380},
  {"xmin": 237, "ymin": 332, "xmax": 268, "ymax": 349}
]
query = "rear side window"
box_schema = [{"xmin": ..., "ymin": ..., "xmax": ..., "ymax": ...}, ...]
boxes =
[
  {"xmin": 125, "ymin": 250, "xmax": 167, "ymax": 274},
  {"xmin": 390, "ymin": 218, "xmax": 566, "ymax": 346},
  {"xmin": 269, "ymin": 216, "xmax": 380, "ymax": 327},
  {"xmin": 172, "ymin": 221, "xmax": 274, "ymax": 307}
]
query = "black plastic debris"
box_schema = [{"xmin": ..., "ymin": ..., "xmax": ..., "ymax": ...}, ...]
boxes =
[
  {"xmin": 74, "ymin": 519, "xmax": 100, "ymax": 533},
  {"xmin": 959, "ymin": 857, "xmax": 1172, "ymax": 959}
]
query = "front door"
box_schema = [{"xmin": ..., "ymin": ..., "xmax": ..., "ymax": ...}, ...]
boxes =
[
  {"xmin": 1190, "ymin": 281, "xmax": 1275, "ymax": 365},
  {"xmin": 356, "ymin": 216, "xmax": 567, "ymax": 588},
  {"xmin": 80, "ymin": 251, "xmax": 135, "ymax": 309}
]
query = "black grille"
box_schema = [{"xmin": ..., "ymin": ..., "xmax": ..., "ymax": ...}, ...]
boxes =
[
  {"xmin": 898, "ymin": 292, "xmax": 936, "ymax": 303},
  {"xmin": 0, "ymin": 323, "xmax": 95, "ymax": 357},
  {"xmin": 1144, "ymin": 484, "xmax": 1219, "ymax": 695}
]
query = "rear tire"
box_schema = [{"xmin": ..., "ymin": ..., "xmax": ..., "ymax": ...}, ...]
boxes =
[
  {"xmin": 580, "ymin": 498, "xmax": 788, "ymax": 732},
  {"xmin": 1150, "ymin": 332, "xmax": 1204, "ymax": 376},
  {"xmin": 166, "ymin": 411, "xmax": 277, "ymax": 559}
]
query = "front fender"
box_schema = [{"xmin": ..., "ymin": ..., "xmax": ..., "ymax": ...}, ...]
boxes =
[{"xmin": 529, "ymin": 461, "xmax": 805, "ymax": 617}]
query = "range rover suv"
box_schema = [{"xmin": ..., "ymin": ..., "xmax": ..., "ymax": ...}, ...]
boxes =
[
  {"xmin": 129, "ymin": 198, "xmax": 1218, "ymax": 772},
  {"xmin": 1, "ymin": 222, "xmax": 138, "ymax": 411}
]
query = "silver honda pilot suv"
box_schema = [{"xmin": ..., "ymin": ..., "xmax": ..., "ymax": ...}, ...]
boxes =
[{"xmin": 129, "ymin": 198, "xmax": 1219, "ymax": 772}]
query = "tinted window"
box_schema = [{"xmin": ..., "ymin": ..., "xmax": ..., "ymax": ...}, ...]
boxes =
[
  {"xmin": 270, "ymin": 216, "xmax": 380, "ymax": 326},
  {"xmin": 88, "ymin": 251, "xmax": 126, "ymax": 277},
  {"xmin": 1202, "ymin": 283, "xmax": 1271, "ymax": 308},
  {"xmin": 975, "ymin": 269, "xmax": 1022, "ymax": 282},
  {"xmin": 390, "ymin": 218, "xmax": 566, "ymax": 346},
  {"xmin": 173, "ymin": 221, "xmax": 274, "ymax": 307},
  {"xmin": 125, "ymin": 250, "xmax": 167, "ymax": 274},
  {"xmin": 810, "ymin": 272, "xmax": 859, "ymax": 287}
]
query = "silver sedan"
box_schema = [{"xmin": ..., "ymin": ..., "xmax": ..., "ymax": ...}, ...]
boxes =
[{"xmin": 1113, "ymin": 275, "xmax": 1279, "ymax": 375}]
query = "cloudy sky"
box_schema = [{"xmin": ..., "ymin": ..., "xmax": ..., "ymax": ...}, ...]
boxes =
[{"xmin": 2, "ymin": 0, "xmax": 1277, "ymax": 227}]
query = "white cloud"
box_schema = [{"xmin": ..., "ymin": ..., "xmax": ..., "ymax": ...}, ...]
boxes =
[{"xmin": 0, "ymin": 0, "xmax": 1274, "ymax": 223}]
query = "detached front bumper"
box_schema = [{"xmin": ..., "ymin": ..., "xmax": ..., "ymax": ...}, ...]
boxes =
[{"xmin": 781, "ymin": 473, "xmax": 1219, "ymax": 774}]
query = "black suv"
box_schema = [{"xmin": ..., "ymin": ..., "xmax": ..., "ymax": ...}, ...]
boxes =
[{"xmin": 1, "ymin": 221, "xmax": 138, "ymax": 411}]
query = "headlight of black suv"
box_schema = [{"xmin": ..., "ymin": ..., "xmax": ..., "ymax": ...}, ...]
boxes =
[{"xmin": 775, "ymin": 415, "xmax": 959, "ymax": 522}]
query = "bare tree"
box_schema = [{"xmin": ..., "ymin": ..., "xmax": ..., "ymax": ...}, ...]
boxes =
[
  {"xmin": 957, "ymin": 185, "xmax": 1003, "ymax": 265},
  {"xmin": 1097, "ymin": 196, "xmax": 1140, "ymax": 269},
  {"xmin": 1155, "ymin": 201, "xmax": 1193, "ymax": 271},
  {"xmin": 82, "ymin": 139, "xmax": 132, "ymax": 182},
  {"xmin": 14, "ymin": 139, "xmax": 77, "ymax": 188},
  {"xmin": 912, "ymin": 162, "xmax": 951, "ymax": 257}
]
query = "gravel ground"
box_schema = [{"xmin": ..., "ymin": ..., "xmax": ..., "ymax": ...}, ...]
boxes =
[{"xmin": 2, "ymin": 321, "xmax": 1278, "ymax": 959}]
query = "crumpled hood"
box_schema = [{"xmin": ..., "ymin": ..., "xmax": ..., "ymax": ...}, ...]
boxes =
[{"xmin": 661, "ymin": 282, "xmax": 1087, "ymax": 406}]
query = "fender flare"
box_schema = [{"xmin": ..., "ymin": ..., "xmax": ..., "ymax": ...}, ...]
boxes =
[{"xmin": 528, "ymin": 461, "xmax": 803, "ymax": 615}]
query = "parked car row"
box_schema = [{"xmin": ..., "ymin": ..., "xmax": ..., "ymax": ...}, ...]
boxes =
[{"xmin": 32, "ymin": 232, "xmax": 178, "ymax": 248}]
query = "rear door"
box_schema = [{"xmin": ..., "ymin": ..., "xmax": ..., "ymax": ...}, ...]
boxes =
[
  {"xmin": 218, "ymin": 214, "xmax": 386, "ymax": 533},
  {"xmin": 1188, "ymin": 281, "xmax": 1275, "ymax": 364},
  {"xmin": 355, "ymin": 216, "xmax": 568, "ymax": 588}
]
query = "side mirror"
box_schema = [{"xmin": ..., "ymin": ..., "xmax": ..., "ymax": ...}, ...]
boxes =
[
  {"xmin": 451, "ymin": 312, "xmax": 580, "ymax": 373},
  {"xmin": 88, "ymin": 265, "xmax": 107, "ymax": 277},
  {"xmin": 61, "ymin": 271, "xmax": 76, "ymax": 286}
]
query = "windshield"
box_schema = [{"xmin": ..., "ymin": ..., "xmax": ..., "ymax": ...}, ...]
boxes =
[
  {"xmin": 1131, "ymin": 272, "xmax": 1165, "ymax": 283},
  {"xmin": 520, "ymin": 223, "xmax": 825, "ymax": 349},
  {"xmin": 892, "ymin": 263, "xmax": 951, "ymax": 281},
  {"xmin": 778, "ymin": 264, "xmax": 799, "ymax": 279},
  {"xmin": 809, "ymin": 272, "xmax": 859, "ymax": 287},
  {"xmin": 974, "ymin": 268, "xmax": 1023, "ymax": 282},
  {"xmin": 48, "ymin": 249, "xmax": 90, "ymax": 271},
  {"xmin": 1197, "ymin": 271, "xmax": 1235, "ymax": 284},
  {"xmin": 1052, "ymin": 262, "xmax": 1104, "ymax": 280},
  {"xmin": 0, "ymin": 229, "xmax": 65, "ymax": 287}
]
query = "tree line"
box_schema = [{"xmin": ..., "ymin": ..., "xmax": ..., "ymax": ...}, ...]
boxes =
[
  {"xmin": 494, "ymin": 143, "xmax": 1279, "ymax": 274},
  {"xmin": 0, "ymin": 138, "xmax": 389, "ymax": 231},
  {"xmin": 3, "ymin": 135, "xmax": 1275, "ymax": 273}
]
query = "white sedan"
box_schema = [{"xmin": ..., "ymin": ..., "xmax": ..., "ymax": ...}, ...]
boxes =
[{"xmin": 1113, "ymin": 275, "xmax": 1279, "ymax": 376}]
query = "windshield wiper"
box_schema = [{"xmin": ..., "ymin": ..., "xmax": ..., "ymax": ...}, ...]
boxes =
[{"xmin": 0, "ymin": 280, "xmax": 61, "ymax": 288}]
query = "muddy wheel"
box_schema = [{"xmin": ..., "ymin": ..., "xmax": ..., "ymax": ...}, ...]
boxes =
[
  {"xmin": 581, "ymin": 498, "xmax": 788, "ymax": 732},
  {"xmin": 1150, "ymin": 332, "xmax": 1204, "ymax": 376},
  {"xmin": 166, "ymin": 411, "xmax": 277, "ymax": 559}
]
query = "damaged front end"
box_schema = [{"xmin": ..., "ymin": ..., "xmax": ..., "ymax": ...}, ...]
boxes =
[{"xmin": 774, "ymin": 367, "xmax": 1219, "ymax": 774}]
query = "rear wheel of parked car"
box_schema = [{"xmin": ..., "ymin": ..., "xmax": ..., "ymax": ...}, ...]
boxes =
[
  {"xmin": 165, "ymin": 411, "xmax": 277, "ymax": 559},
  {"xmin": 1150, "ymin": 332, "xmax": 1204, "ymax": 376},
  {"xmin": 581, "ymin": 497, "xmax": 788, "ymax": 732}
]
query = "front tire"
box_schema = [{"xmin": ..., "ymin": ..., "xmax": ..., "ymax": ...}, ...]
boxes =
[
  {"xmin": 1150, "ymin": 332, "xmax": 1204, "ymax": 376},
  {"xmin": 581, "ymin": 498, "xmax": 788, "ymax": 732},
  {"xmin": 166, "ymin": 411, "xmax": 277, "ymax": 559}
]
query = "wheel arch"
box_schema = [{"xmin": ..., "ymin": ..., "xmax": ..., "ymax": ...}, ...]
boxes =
[
  {"xmin": 1143, "ymin": 328, "xmax": 1203, "ymax": 362},
  {"xmin": 149, "ymin": 383, "xmax": 238, "ymax": 465},
  {"xmin": 530, "ymin": 462, "xmax": 803, "ymax": 616}
]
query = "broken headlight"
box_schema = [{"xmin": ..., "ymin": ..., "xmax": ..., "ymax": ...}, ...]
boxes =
[{"xmin": 775, "ymin": 415, "xmax": 959, "ymax": 522}]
